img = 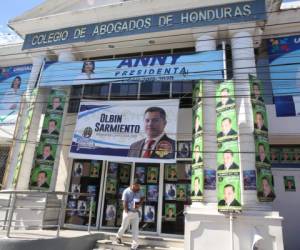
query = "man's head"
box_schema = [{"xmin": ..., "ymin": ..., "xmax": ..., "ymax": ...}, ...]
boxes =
[
  {"xmin": 253, "ymin": 83, "xmax": 261, "ymax": 98},
  {"xmin": 144, "ymin": 107, "xmax": 167, "ymax": 139},
  {"xmin": 36, "ymin": 171, "xmax": 47, "ymax": 187},
  {"xmin": 255, "ymin": 112, "xmax": 265, "ymax": 129},
  {"xmin": 194, "ymin": 177, "xmax": 200, "ymax": 193},
  {"xmin": 43, "ymin": 144, "xmax": 52, "ymax": 158},
  {"xmin": 52, "ymin": 97, "xmax": 61, "ymax": 109},
  {"xmin": 48, "ymin": 119, "xmax": 57, "ymax": 133},
  {"xmin": 221, "ymin": 117, "xmax": 232, "ymax": 135},
  {"xmin": 261, "ymin": 177, "xmax": 271, "ymax": 194},
  {"xmin": 220, "ymin": 88, "xmax": 230, "ymax": 105},
  {"xmin": 223, "ymin": 184, "xmax": 235, "ymax": 204},
  {"xmin": 131, "ymin": 180, "xmax": 140, "ymax": 193},
  {"xmin": 223, "ymin": 150, "xmax": 234, "ymax": 168},
  {"xmin": 194, "ymin": 144, "xmax": 201, "ymax": 162},
  {"xmin": 258, "ymin": 143, "xmax": 266, "ymax": 161}
]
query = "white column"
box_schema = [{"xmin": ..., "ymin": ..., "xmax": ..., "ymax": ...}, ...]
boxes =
[
  {"xmin": 195, "ymin": 32, "xmax": 217, "ymax": 204},
  {"xmin": 231, "ymin": 30, "xmax": 270, "ymax": 209},
  {"xmin": 53, "ymin": 48, "xmax": 75, "ymax": 191},
  {"xmin": 4, "ymin": 54, "xmax": 45, "ymax": 189}
]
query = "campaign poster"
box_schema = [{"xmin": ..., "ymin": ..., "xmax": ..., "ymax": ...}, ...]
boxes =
[
  {"xmin": 191, "ymin": 168, "xmax": 204, "ymax": 201},
  {"xmin": 29, "ymin": 164, "xmax": 52, "ymax": 190},
  {"xmin": 78, "ymin": 200, "xmax": 87, "ymax": 216},
  {"xmin": 0, "ymin": 64, "xmax": 32, "ymax": 139},
  {"xmin": 105, "ymin": 204, "xmax": 117, "ymax": 221},
  {"xmin": 106, "ymin": 178, "xmax": 117, "ymax": 194},
  {"xmin": 135, "ymin": 166, "xmax": 145, "ymax": 184},
  {"xmin": 268, "ymin": 35, "xmax": 300, "ymax": 117},
  {"xmin": 192, "ymin": 105, "xmax": 203, "ymax": 136},
  {"xmin": 177, "ymin": 141, "xmax": 192, "ymax": 159},
  {"xmin": 40, "ymin": 52, "xmax": 224, "ymax": 88},
  {"xmin": 165, "ymin": 164, "xmax": 177, "ymax": 181},
  {"xmin": 35, "ymin": 137, "xmax": 58, "ymax": 164},
  {"xmin": 46, "ymin": 89, "xmax": 66, "ymax": 115},
  {"xmin": 143, "ymin": 205, "xmax": 155, "ymax": 223},
  {"xmin": 165, "ymin": 183, "xmax": 176, "ymax": 201},
  {"xmin": 284, "ymin": 176, "xmax": 296, "ymax": 192},
  {"xmin": 69, "ymin": 99, "xmax": 179, "ymax": 163},
  {"xmin": 204, "ymin": 169, "xmax": 216, "ymax": 190},
  {"xmin": 71, "ymin": 184, "xmax": 81, "ymax": 199},
  {"xmin": 176, "ymin": 184, "xmax": 187, "ymax": 201},
  {"xmin": 147, "ymin": 167, "xmax": 159, "ymax": 184},
  {"xmin": 165, "ymin": 203, "xmax": 176, "ymax": 221},
  {"xmin": 41, "ymin": 113, "xmax": 63, "ymax": 139},
  {"xmin": 139, "ymin": 185, "xmax": 147, "ymax": 200},
  {"xmin": 280, "ymin": 148, "xmax": 293, "ymax": 163},
  {"xmin": 87, "ymin": 185, "xmax": 97, "ymax": 197},
  {"xmin": 216, "ymin": 109, "xmax": 238, "ymax": 143},
  {"xmin": 243, "ymin": 170, "xmax": 257, "ymax": 190},
  {"xmin": 217, "ymin": 140, "xmax": 240, "ymax": 172},
  {"xmin": 255, "ymin": 137, "xmax": 271, "ymax": 168},
  {"xmin": 147, "ymin": 185, "xmax": 158, "ymax": 202},
  {"xmin": 270, "ymin": 147, "xmax": 280, "ymax": 163},
  {"xmin": 217, "ymin": 172, "xmax": 242, "ymax": 212},
  {"xmin": 119, "ymin": 164, "xmax": 130, "ymax": 183},
  {"xmin": 73, "ymin": 162, "xmax": 83, "ymax": 177},
  {"xmin": 89, "ymin": 161, "xmax": 100, "ymax": 177},
  {"xmin": 192, "ymin": 80, "xmax": 203, "ymax": 107},
  {"xmin": 192, "ymin": 136, "xmax": 203, "ymax": 167},
  {"xmin": 215, "ymin": 80, "xmax": 236, "ymax": 113},
  {"xmin": 67, "ymin": 200, "xmax": 77, "ymax": 216},
  {"xmin": 256, "ymin": 168, "xmax": 276, "ymax": 202},
  {"xmin": 249, "ymin": 74, "xmax": 265, "ymax": 106},
  {"xmin": 107, "ymin": 162, "xmax": 118, "ymax": 177},
  {"xmin": 253, "ymin": 105, "xmax": 268, "ymax": 137}
]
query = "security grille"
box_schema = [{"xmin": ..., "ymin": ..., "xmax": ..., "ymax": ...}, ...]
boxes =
[{"xmin": 0, "ymin": 147, "xmax": 10, "ymax": 187}]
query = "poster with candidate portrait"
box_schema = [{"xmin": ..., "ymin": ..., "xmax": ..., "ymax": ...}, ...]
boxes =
[
  {"xmin": 215, "ymin": 80, "xmax": 236, "ymax": 113},
  {"xmin": 253, "ymin": 105, "xmax": 268, "ymax": 137},
  {"xmin": 255, "ymin": 136, "xmax": 271, "ymax": 168},
  {"xmin": 256, "ymin": 168, "xmax": 275, "ymax": 202},
  {"xmin": 0, "ymin": 64, "xmax": 32, "ymax": 139},
  {"xmin": 284, "ymin": 176, "xmax": 296, "ymax": 192},
  {"xmin": 217, "ymin": 172, "xmax": 242, "ymax": 212},
  {"xmin": 46, "ymin": 89, "xmax": 66, "ymax": 115},
  {"xmin": 216, "ymin": 109, "xmax": 238, "ymax": 143},
  {"xmin": 164, "ymin": 203, "xmax": 176, "ymax": 221},
  {"xmin": 217, "ymin": 140, "xmax": 240, "ymax": 172},
  {"xmin": 29, "ymin": 164, "xmax": 52, "ymax": 190},
  {"xmin": 249, "ymin": 74, "xmax": 265, "ymax": 106},
  {"xmin": 192, "ymin": 136, "xmax": 203, "ymax": 168},
  {"xmin": 243, "ymin": 170, "xmax": 256, "ymax": 191},
  {"xmin": 191, "ymin": 168, "xmax": 204, "ymax": 201},
  {"xmin": 204, "ymin": 169, "xmax": 216, "ymax": 190},
  {"xmin": 69, "ymin": 99, "xmax": 179, "ymax": 163}
]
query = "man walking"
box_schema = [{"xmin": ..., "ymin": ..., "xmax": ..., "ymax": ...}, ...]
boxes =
[{"xmin": 115, "ymin": 181, "xmax": 144, "ymax": 250}]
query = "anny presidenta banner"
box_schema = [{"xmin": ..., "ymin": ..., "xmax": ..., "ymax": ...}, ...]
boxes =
[
  {"xmin": 69, "ymin": 99, "xmax": 179, "ymax": 163},
  {"xmin": 0, "ymin": 64, "xmax": 32, "ymax": 139},
  {"xmin": 39, "ymin": 52, "xmax": 224, "ymax": 87}
]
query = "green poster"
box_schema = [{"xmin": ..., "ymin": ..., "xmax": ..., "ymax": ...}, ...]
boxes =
[
  {"xmin": 253, "ymin": 105, "xmax": 268, "ymax": 136},
  {"xmin": 216, "ymin": 80, "xmax": 236, "ymax": 113},
  {"xmin": 249, "ymin": 74, "xmax": 265, "ymax": 105},
  {"xmin": 30, "ymin": 162, "xmax": 52, "ymax": 189},
  {"xmin": 192, "ymin": 136, "xmax": 203, "ymax": 167},
  {"xmin": 255, "ymin": 136, "xmax": 271, "ymax": 168},
  {"xmin": 284, "ymin": 176, "xmax": 296, "ymax": 192},
  {"xmin": 192, "ymin": 80, "xmax": 203, "ymax": 107},
  {"xmin": 191, "ymin": 168, "xmax": 203, "ymax": 201},
  {"xmin": 217, "ymin": 140, "xmax": 240, "ymax": 172},
  {"xmin": 217, "ymin": 172, "xmax": 242, "ymax": 212},
  {"xmin": 35, "ymin": 137, "xmax": 58, "ymax": 163},
  {"xmin": 165, "ymin": 203, "xmax": 176, "ymax": 221},
  {"xmin": 176, "ymin": 184, "xmax": 187, "ymax": 201},
  {"xmin": 165, "ymin": 164, "xmax": 177, "ymax": 181},
  {"xmin": 192, "ymin": 106, "xmax": 203, "ymax": 135},
  {"xmin": 270, "ymin": 147, "xmax": 280, "ymax": 163},
  {"xmin": 41, "ymin": 113, "xmax": 63, "ymax": 138},
  {"xmin": 216, "ymin": 109, "xmax": 238, "ymax": 143},
  {"xmin": 47, "ymin": 89, "xmax": 66, "ymax": 114},
  {"xmin": 281, "ymin": 148, "xmax": 293, "ymax": 163},
  {"xmin": 257, "ymin": 168, "xmax": 275, "ymax": 202}
]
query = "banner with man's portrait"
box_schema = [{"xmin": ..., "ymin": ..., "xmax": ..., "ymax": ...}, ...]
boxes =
[
  {"xmin": 69, "ymin": 99, "xmax": 179, "ymax": 163},
  {"xmin": 0, "ymin": 64, "xmax": 32, "ymax": 139}
]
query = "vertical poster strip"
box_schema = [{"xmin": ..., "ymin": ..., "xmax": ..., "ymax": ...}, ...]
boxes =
[
  {"xmin": 12, "ymin": 88, "xmax": 38, "ymax": 187},
  {"xmin": 216, "ymin": 80, "xmax": 242, "ymax": 212},
  {"xmin": 249, "ymin": 74, "xmax": 275, "ymax": 202},
  {"xmin": 191, "ymin": 80, "xmax": 204, "ymax": 201},
  {"xmin": 29, "ymin": 89, "xmax": 67, "ymax": 190}
]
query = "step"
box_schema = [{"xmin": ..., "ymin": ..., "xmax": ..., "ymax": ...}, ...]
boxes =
[
  {"xmin": 101, "ymin": 234, "xmax": 184, "ymax": 249},
  {"xmin": 94, "ymin": 239, "xmax": 183, "ymax": 250}
]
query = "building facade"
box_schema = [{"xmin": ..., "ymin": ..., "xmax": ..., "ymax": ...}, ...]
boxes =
[{"xmin": 0, "ymin": 0, "xmax": 299, "ymax": 249}]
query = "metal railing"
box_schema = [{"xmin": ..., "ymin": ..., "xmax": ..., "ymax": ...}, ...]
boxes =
[{"xmin": 0, "ymin": 190, "xmax": 94, "ymax": 238}]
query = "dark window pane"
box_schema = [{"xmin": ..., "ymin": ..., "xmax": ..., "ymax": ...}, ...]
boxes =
[
  {"xmin": 68, "ymin": 99, "xmax": 80, "ymax": 113},
  {"xmin": 70, "ymin": 85, "xmax": 82, "ymax": 98},
  {"xmin": 83, "ymin": 84, "xmax": 109, "ymax": 99},
  {"xmin": 110, "ymin": 82, "xmax": 138, "ymax": 99},
  {"xmin": 140, "ymin": 82, "xmax": 170, "ymax": 99}
]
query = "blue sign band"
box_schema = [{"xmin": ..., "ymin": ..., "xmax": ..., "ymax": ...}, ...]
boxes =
[{"xmin": 23, "ymin": 0, "xmax": 266, "ymax": 50}]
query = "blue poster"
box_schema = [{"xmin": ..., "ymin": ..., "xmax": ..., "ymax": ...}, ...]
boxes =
[
  {"xmin": 40, "ymin": 51, "xmax": 224, "ymax": 87},
  {"xmin": 268, "ymin": 35, "xmax": 300, "ymax": 117},
  {"xmin": 0, "ymin": 64, "xmax": 32, "ymax": 139}
]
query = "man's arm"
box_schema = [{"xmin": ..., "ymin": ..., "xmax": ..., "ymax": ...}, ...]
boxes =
[{"xmin": 123, "ymin": 200, "xmax": 128, "ymax": 213}]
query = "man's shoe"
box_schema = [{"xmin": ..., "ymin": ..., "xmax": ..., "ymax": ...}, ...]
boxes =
[{"xmin": 114, "ymin": 237, "xmax": 122, "ymax": 244}]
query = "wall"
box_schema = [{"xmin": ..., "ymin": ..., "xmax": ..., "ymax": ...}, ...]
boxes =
[{"xmin": 273, "ymin": 167, "xmax": 300, "ymax": 250}]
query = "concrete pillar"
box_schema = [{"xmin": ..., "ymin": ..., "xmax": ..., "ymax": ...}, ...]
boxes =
[
  {"xmin": 53, "ymin": 48, "xmax": 75, "ymax": 192},
  {"xmin": 194, "ymin": 32, "xmax": 218, "ymax": 204},
  {"xmin": 230, "ymin": 30, "xmax": 270, "ymax": 209},
  {"xmin": 4, "ymin": 54, "xmax": 46, "ymax": 189}
]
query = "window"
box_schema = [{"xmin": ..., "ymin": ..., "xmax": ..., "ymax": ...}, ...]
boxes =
[
  {"xmin": 110, "ymin": 82, "xmax": 138, "ymax": 100},
  {"xmin": 140, "ymin": 81, "xmax": 170, "ymax": 99},
  {"xmin": 83, "ymin": 83, "xmax": 110, "ymax": 99}
]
